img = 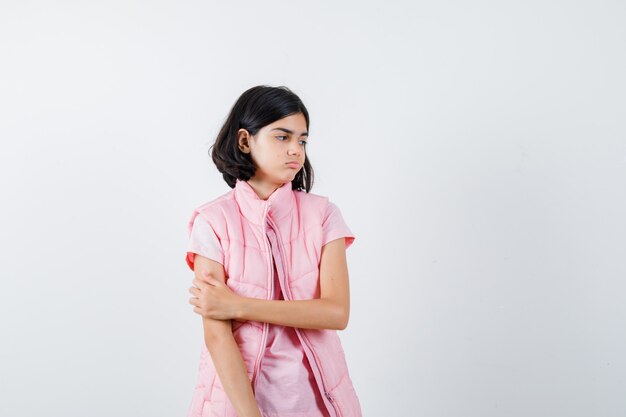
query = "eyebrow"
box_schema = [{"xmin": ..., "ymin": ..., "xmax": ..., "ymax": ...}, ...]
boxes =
[{"xmin": 271, "ymin": 127, "xmax": 309, "ymax": 137}]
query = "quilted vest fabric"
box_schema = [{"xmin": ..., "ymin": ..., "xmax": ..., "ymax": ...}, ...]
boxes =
[{"xmin": 185, "ymin": 179, "xmax": 362, "ymax": 417}]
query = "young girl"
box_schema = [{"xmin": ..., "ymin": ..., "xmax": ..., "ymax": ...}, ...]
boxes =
[{"xmin": 185, "ymin": 85, "xmax": 362, "ymax": 417}]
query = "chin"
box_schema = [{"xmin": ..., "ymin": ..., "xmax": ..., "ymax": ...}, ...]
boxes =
[
  {"xmin": 271, "ymin": 176, "xmax": 291, "ymax": 185},
  {"xmin": 277, "ymin": 173, "xmax": 296, "ymax": 183}
]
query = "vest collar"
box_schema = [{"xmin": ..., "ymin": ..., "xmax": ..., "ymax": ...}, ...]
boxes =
[{"xmin": 234, "ymin": 178, "xmax": 295, "ymax": 226}]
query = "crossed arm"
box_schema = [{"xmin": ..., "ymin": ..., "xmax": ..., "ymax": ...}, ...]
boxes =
[
  {"xmin": 237, "ymin": 237, "xmax": 350, "ymax": 330},
  {"xmin": 191, "ymin": 237, "xmax": 351, "ymax": 331},
  {"xmin": 236, "ymin": 297, "xmax": 347, "ymax": 330}
]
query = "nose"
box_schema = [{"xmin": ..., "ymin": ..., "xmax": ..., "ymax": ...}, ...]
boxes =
[{"xmin": 288, "ymin": 141, "xmax": 301, "ymax": 156}]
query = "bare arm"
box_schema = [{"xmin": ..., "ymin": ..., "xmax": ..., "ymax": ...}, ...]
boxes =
[
  {"xmin": 235, "ymin": 238, "xmax": 351, "ymax": 330},
  {"xmin": 192, "ymin": 254, "xmax": 262, "ymax": 417}
]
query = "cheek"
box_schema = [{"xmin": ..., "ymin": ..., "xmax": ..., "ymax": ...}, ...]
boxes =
[{"xmin": 252, "ymin": 151, "xmax": 279, "ymax": 170}]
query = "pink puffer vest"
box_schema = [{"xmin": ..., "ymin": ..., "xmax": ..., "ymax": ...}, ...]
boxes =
[{"xmin": 185, "ymin": 179, "xmax": 362, "ymax": 417}]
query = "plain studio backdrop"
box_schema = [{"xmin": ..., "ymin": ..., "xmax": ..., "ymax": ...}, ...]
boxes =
[{"xmin": 1, "ymin": 1, "xmax": 625, "ymax": 416}]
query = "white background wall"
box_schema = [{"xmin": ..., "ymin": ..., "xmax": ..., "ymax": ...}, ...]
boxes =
[{"xmin": 1, "ymin": 1, "xmax": 625, "ymax": 416}]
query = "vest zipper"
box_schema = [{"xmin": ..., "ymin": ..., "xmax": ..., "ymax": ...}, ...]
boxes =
[
  {"xmin": 250, "ymin": 205, "xmax": 272, "ymax": 393},
  {"xmin": 265, "ymin": 217, "xmax": 342, "ymax": 417}
]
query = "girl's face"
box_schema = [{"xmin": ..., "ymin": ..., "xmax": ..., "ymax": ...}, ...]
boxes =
[{"xmin": 238, "ymin": 112, "xmax": 308, "ymax": 189}]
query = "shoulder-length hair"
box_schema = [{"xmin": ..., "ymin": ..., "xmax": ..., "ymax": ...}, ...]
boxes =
[{"xmin": 210, "ymin": 85, "xmax": 314, "ymax": 192}]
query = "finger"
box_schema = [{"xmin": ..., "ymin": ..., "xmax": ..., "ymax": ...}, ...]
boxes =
[
  {"xmin": 192, "ymin": 278, "xmax": 207, "ymax": 289},
  {"xmin": 207, "ymin": 276, "xmax": 222, "ymax": 287},
  {"xmin": 193, "ymin": 274, "xmax": 209, "ymax": 285}
]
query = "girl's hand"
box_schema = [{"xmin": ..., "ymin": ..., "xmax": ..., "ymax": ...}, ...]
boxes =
[{"xmin": 188, "ymin": 271, "xmax": 241, "ymax": 320}]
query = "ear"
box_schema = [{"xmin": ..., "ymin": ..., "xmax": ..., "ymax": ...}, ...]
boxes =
[{"xmin": 237, "ymin": 128, "xmax": 252, "ymax": 154}]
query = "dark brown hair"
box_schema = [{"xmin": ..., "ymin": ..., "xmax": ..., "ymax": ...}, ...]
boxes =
[{"xmin": 210, "ymin": 85, "xmax": 314, "ymax": 192}]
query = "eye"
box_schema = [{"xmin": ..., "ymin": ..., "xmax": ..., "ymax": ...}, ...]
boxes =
[
  {"xmin": 276, "ymin": 136, "xmax": 288, "ymax": 141},
  {"xmin": 299, "ymin": 140, "xmax": 308, "ymax": 146}
]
